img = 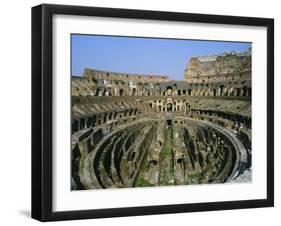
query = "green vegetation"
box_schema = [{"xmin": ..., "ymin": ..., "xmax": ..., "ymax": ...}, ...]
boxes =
[
  {"xmin": 159, "ymin": 126, "xmax": 174, "ymax": 186},
  {"xmin": 134, "ymin": 149, "xmax": 150, "ymax": 187},
  {"xmin": 186, "ymin": 172, "xmax": 202, "ymax": 184}
]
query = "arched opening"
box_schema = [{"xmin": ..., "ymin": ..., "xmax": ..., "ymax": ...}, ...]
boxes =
[
  {"xmin": 177, "ymin": 158, "xmax": 183, "ymax": 164},
  {"xmin": 248, "ymin": 87, "xmax": 252, "ymax": 97},
  {"xmin": 119, "ymin": 89, "xmax": 124, "ymax": 96},
  {"xmin": 167, "ymin": 103, "xmax": 173, "ymax": 112},
  {"xmin": 106, "ymin": 88, "xmax": 112, "ymax": 96},
  {"xmin": 219, "ymin": 85, "xmax": 224, "ymax": 96},
  {"xmin": 86, "ymin": 117, "xmax": 92, "ymax": 128},
  {"xmin": 132, "ymin": 88, "xmax": 136, "ymax": 96},
  {"xmin": 166, "ymin": 86, "xmax": 173, "ymax": 96},
  {"xmin": 80, "ymin": 118, "xmax": 85, "ymax": 129},
  {"xmin": 150, "ymin": 160, "xmax": 157, "ymax": 166},
  {"xmin": 236, "ymin": 88, "xmax": 241, "ymax": 96},
  {"xmin": 166, "ymin": 119, "xmax": 172, "ymax": 126},
  {"xmin": 243, "ymin": 86, "xmax": 247, "ymax": 96},
  {"xmin": 213, "ymin": 89, "xmax": 216, "ymax": 96},
  {"xmin": 102, "ymin": 89, "xmax": 106, "ymax": 96},
  {"xmin": 72, "ymin": 120, "xmax": 79, "ymax": 134},
  {"xmin": 92, "ymin": 115, "xmax": 97, "ymax": 126},
  {"xmin": 158, "ymin": 105, "xmax": 162, "ymax": 112},
  {"xmin": 95, "ymin": 88, "xmax": 100, "ymax": 96},
  {"xmin": 92, "ymin": 77, "xmax": 97, "ymax": 83},
  {"xmin": 113, "ymin": 112, "xmax": 117, "ymax": 120}
]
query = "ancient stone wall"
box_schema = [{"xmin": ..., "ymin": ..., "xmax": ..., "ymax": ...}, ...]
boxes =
[
  {"xmin": 83, "ymin": 68, "xmax": 169, "ymax": 82},
  {"xmin": 71, "ymin": 50, "xmax": 252, "ymax": 190},
  {"xmin": 184, "ymin": 49, "xmax": 251, "ymax": 83}
]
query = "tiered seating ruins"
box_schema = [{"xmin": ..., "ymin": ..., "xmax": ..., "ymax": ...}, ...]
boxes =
[{"xmin": 71, "ymin": 50, "xmax": 252, "ymax": 190}]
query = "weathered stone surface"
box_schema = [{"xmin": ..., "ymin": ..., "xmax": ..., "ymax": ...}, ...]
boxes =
[
  {"xmin": 71, "ymin": 50, "xmax": 252, "ymax": 190},
  {"xmin": 184, "ymin": 49, "xmax": 251, "ymax": 82}
]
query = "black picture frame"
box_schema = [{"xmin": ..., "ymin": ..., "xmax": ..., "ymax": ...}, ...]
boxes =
[{"xmin": 31, "ymin": 3, "xmax": 274, "ymax": 222}]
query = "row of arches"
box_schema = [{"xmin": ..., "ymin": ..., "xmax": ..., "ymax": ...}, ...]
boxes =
[
  {"xmin": 82, "ymin": 85, "xmax": 251, "ymax": 98},
  {"xmin": 72, "ymin": 108, "xmax": 140, "ymax": 134},
  {"xmin": 148, "ymin": 100, "xmax": 191, "ymax": 114},
  {"xmin": 186, "ymin": 72, "xmax": 250, "ymax": 83},
  {"xmin": 163, "ymin": 85, "xmax": 251, "ymax": 97},
  {"xmin": 73, "ymin": 78, "xmax": 251, "ymax": 98},
  {"xmin": 190, "ymin": 108, "xmax": 251, "ymax": 130},
  {"xmin": 85, "ymin": 70, "xmax": 168, "ymax": 83}
]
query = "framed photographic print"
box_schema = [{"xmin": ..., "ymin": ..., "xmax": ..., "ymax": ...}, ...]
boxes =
[{"xmin": 31, "ymin": 4, "xmax": 274, "ymax": 221}]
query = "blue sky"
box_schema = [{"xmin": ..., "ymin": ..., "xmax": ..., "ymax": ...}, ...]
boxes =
[{"xmin": 72, "ymin": 34, "xmax": 251, "ymax": 81}]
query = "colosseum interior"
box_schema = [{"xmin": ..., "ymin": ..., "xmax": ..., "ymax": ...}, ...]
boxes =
[{"xmin": 71, "ymin": 49, "xmax": 252, "ymax": 190}]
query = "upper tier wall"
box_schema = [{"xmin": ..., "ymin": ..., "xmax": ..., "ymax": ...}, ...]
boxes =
[
  {"xmin": 83, "ymin": 68, "xmax": 170, "ymax": 83},
  {"xmin": 184, "ymin": 50, "xmax": 251, "ymax": 82}
]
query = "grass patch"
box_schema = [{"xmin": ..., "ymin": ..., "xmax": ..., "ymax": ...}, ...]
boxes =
[{"xmin": 159, "ymin": 126, "xmax": 174, "ymax": 185}]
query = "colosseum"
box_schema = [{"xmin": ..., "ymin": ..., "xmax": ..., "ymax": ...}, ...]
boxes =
[{"xmin": 71, "ymin": 49, "xmax": 252, "ymax": 190}]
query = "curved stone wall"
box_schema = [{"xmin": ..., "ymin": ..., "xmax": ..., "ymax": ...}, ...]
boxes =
[
  {"xmin": 72, "ymin": 117, "xmax": 249, "ymax": 189},
  {"xmin": 71, "ymin": 50, "xmax": 252, "ymax": 190}
]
